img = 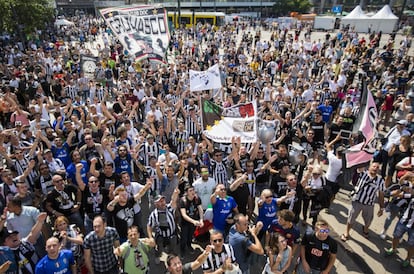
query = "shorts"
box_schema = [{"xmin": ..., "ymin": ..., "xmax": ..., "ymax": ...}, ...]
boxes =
[
  {"xmin": 392, "ymin": 222, "xmax": 414, "ymax": 246},
  {"xmin": 347, "ymin": 201, "xmax": 374, "ymax": 226}
]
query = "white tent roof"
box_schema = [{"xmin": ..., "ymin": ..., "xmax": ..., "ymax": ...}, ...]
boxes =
[
  {"xmin": 371, "ymin": 5, "xmax": 398, "ymax": 19},
  {"xmin": 54, "ymin": 19, "xmax": 75, "ymax": 27},
  {"xmin": 343, "ymin": 5, "xmax": 369, "ymax": 19}
]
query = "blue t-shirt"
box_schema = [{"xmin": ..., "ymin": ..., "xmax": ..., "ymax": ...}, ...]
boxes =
[
  {"xmin": 228, "ymin": 225, "xmax": 252, "ymax": 272},
  {"xmin": 52, "ymin": 143, "xmax": 71, "ymax": 167},
  {"xmin": 318, "ymin": 105, "xmax": 333, "ymax": 123},
  {"xmin": 258, "ymin": 198, "xmax": 279, "ymax": 231},
  {"xmin": 66, "ymin": 160, "xmax": 89, "ymax": 185},
  {"xmin": 35, "ymin": 249, "xmax": 75, "ymax": 274},
  {"xmin": 114, "ymin": 154, "xmax": 132, "ymax": 176},
  {"xmin": 212, "ymin": 196, "xmax": 237, "ymax": 233}
]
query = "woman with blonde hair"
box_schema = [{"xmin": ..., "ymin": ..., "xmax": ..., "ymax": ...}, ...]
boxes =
[{"xmin": 53, "ymin": 216, "xmax": 84, "ymax": 269}]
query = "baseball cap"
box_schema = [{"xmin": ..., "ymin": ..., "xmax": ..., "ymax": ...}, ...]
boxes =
[
  {"xmin": 43, "ymin": 149, "xmax": 52, "ymax": 154},
  {"xmin": 154, "ymin": 194, "xmax": 165, "ymax": 203},
  {"xmin": 397, "ymin": 120, "xmax": 408, "ymax": 126},
  {"xmin": 0, "ymin": 230, "xmax": 19, "ymax": 243}
]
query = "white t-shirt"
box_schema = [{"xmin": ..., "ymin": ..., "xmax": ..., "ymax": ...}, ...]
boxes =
[
  {"xmin": 192, "ymin": 177, "xmax": 216, "ymax": 210},
  {"xmin": 325, "ymin": 151, "xmax": 342, "ymax": 182}
]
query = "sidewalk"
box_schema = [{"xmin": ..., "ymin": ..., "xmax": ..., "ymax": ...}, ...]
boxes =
[{"xmin": 319, "ymin": 186, "xmax": 413, "ymax": 274}]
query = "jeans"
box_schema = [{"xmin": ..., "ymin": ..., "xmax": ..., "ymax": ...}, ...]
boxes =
[
  {"xmin": 180, "ymin": 222, "xmax": 196, "ymax": 255},
  {"xmin": 155, "ymin": 234, "xmax": 178, "ymax": 258},
  {"xmin": 296, "ymin": 262, "xmax": 323, "ymax": 274},
  {"xmin": 383, "ymin": 203, "xmax": 401, "ymax": 232}
]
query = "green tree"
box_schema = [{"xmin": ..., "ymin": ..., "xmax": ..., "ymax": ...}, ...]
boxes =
[
  {"xmin": 0, "ymin": 0, "xmax": 54, "ymax": 34},
  {"xmin": 274, "ymin": 0, "xmax": 313, "ymax": 16}
]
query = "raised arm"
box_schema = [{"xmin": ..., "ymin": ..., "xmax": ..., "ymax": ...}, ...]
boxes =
[
  {"xmin": 134, "ymin": 178, "xmax": 152, "ymax": 201},
  {"xmin": 27, "ymin": 212, "xmax": 47, "ymax": 244},
  {"xmin": 190, "ymin": 245, "xmax": 212, "ymax": 270},
  {"xmin": 170, "ymin": 187, "xmax": 180, "ymax": 209}
]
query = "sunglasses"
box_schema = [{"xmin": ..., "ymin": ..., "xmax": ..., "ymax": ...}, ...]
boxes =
[
  {"xmin": 319, "ymin": 229, "xmax": 330, "ymax": 233},
  {"xmin": 213, "ymin": 239, "xmax": 223, "ymax": 243},
  {"xmin": 89, "ymin": 180, "xmax": 99, "ymax": 184},
  {"xmin": 265, "ymin": 196, "xmax": 273, "ymax": 199}
]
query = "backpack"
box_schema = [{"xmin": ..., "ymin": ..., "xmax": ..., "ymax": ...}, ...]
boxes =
[
  {"xmin": 120, "ymin": 240, "xmax": 149, "ymax": 272},
  {"xmin": 105, "ymin": 69, "xmax": 113, "ymax": 80}
]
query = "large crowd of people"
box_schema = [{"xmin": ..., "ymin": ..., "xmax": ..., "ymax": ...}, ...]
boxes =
[{"xmin": 0, "ymin": 10, "xmax": 413, "ymax": 274}]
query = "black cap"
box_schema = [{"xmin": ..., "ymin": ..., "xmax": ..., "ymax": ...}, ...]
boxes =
[{"xmin": 0, "ymin": 229, "xmax": 19, "ymax": 243}]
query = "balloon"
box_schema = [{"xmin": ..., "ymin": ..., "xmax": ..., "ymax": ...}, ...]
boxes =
[{"xmin": 258, "ymin": 123, "xmax": 275, "ymax": 144}]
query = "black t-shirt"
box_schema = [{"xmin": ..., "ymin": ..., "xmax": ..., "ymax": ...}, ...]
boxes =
[
  {"xmin": 112, "ymin": 197, "xmax": 137, "ymax": 239},
  {"xmin": 328, "ymin": 123, "xmax": 343, "ymax": 142},
  {"xmin": 270, "ymin": 174, "xmax": 288, "ymax": 198},
  {"xmin": 302, "ymin": 232, "xmax": 337, "ymax": 271},
  {"xmin": 309, "ymin": 121, "xmax": 325, "ymax": 144},
  {"xmin": 270, "ymin": 155, "xmax": 290, "ymax": 170},
  {"xmin": 45, "ymin": 185, "xmax": 78, "ymax": 215},
  {"xmin": 98, "ymin": 171, "xmax": 121, "ymax": 189},
  {"xmin": 179, "ymin": 195, "xmax": 201, "ymax": 224},
  {"xmin": 342, "ymin": 114, "xmax": 356, "ymax": 131},
  {"xmin": 228, "ymin": 183, "xmax": 249, "ymax": 215},
  {"xmin": 82, "ymin": 187, "xmax": 110, "ymax": 217}
]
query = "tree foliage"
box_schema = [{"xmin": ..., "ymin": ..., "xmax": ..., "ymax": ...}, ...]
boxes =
[
  {"xmin": 273, "ymin": 0, "xmax": 313, "ymax": 16},
  {"xmin": 0, "ymin": 0, "xmax": 54, "ymax": 34}
]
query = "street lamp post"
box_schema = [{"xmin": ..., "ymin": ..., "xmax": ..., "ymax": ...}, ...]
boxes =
[{"xmin": 178, "ymin": 0, "xmax": 181, "ymax": 28}]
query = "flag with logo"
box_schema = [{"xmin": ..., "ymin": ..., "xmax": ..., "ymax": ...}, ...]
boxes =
[
  {"xmin": 201, "ymin": 98, "xmax": 257, "ymax": 143},
  {"xmin": 100, "ymin": 5, "xmax": 170, "ymax": 62},
  {"xmin": 190, "ymin": 64, "xmax": 222, "ymax": 91},
  {"xmin": 345, "ymin": 81, "xmax": 378, "ymax": 168},
  {"xmin": 80, "ymin": 55, "xmax": 98, "ymax": 79}
]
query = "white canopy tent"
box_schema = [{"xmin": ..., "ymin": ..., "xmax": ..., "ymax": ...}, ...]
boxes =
[
  {"xmin": 341, "ymin": 5, "xmax": 370, "ymax": 32},
  {"xmin": 54, "ymin": 19, "xmax": 75, "ymax": 27},
  {"xmin": 370, "ymin": 5, "xmax": 398, "ymax": 33},
  {"xmin": 340, "ymin": 5, "xmax": 398, "ymax": 33}
]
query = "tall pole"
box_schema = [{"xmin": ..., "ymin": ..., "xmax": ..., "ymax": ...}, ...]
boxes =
[
  {"xmin": 178, "ymin": 0, "xmax": 181, "ymax": 28},
  {"xmin": 260, "ymin": 0, "xmax": 263, "ymax": 18},
  {"xmin": 397, "ymin": 0, "xmax": 408, "ymax": 30}
]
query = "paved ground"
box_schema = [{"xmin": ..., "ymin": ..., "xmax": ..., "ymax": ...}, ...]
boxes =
[{"xmin": 84, "ymin": 24, "xmax": 414, "ymax": 273}]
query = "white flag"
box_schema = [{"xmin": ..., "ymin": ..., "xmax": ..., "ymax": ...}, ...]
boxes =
[
  {"xmin": 100, "ymin": 5, "xmax": 170, "ymax": 62},
  {"xmin": 189, "ymin": 64, "xmax": 222, "ymax": 92}
]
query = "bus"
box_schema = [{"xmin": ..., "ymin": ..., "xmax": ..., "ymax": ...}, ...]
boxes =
[{"xmin": 167, "ymin": 11, "xmax": 226, "ymax": 29}]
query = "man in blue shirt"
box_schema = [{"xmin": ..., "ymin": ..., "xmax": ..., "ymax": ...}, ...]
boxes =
[
  {"xmin": 228, "ymin": 214, "xmax": 264, "ymax": 274},
  {"xmin": 318, "ymin": 99, "xmax": 334, "ymax": 124},
  {"xmin": 210, "ymin": 184, "xmax": 238, "ymax": 235},
  {"xmin": 35, "ymin": 237, "xmax": 76, "ymax": 274}
]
